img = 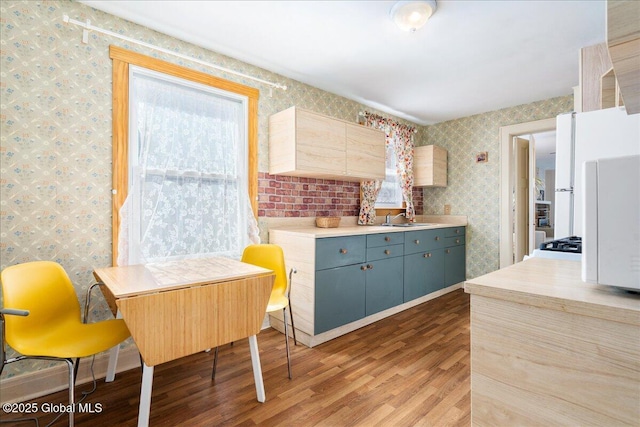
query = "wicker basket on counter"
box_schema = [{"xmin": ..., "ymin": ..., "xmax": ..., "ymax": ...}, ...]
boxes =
[{"xmin": 315, "ymin": 217, "xmax": 341, "ymax": 228}]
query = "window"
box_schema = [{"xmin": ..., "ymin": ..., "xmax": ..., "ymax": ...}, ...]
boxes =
[
  {"xmin": 110, "ymin": 46, "xmax": 259, "ymax": 265},
  {"xmin": 375, "ymin": 139, "xmax": 404, "ymax": 208}
]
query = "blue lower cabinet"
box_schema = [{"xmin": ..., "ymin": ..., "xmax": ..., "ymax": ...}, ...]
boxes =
[
  {"xmin": 315, "ymin": 264, "xmax": 366, "ymax": 334},
  {"xmin": 365, "ymin": 256, "xmax": 404, "ymax": 316},
  {"xmin": 403, "ymin": 249, "xmax": 445, "ymax": 302},
  {"xmin": 313, "ymin": 227, "xmax": 465, "ymax": 336},
  {"xmin": 425, "ymin": 249, "xmax": 446, "ymax": 294},
  {"xmin": 444, "ymin": 244, "xmax": 466, "ymax": 286}
]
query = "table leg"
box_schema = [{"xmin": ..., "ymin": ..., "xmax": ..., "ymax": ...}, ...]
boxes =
[
  {"xmin": 248, "ymin": 335, "xmax": 265, "ymax": 403},
  {"xmin": 138, "ymin": 362, "xmax": 154, "ymax": 427},
  {"xmin": 105, "ymin": 310, "xmax": 124, "ymax": 382},
  {"xmin": 105, "ymin": 345, "xmax": 120, "ymax": 382}
]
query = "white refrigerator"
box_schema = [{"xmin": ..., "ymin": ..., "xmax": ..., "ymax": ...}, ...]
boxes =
[{"xmin": 554, "ymin": 107, "xmax": 640, "ymax": 238}]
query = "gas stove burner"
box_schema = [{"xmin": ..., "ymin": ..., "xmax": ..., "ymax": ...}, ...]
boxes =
[{"xmin": 539, "ymin": 236, "xmax": 582, "ymax": 253}]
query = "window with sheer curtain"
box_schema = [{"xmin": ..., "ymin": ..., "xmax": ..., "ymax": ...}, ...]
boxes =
[
  {"xmin": 117, "ymin": 66, "xmax": 258, "ymax": 265},
  {"xmin": 375, "ymin": 141, "xmax": 404, "ymax": 208}
]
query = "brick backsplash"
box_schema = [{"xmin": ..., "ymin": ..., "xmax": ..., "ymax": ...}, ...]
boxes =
[
  {"xmin": 412, "ymin": 186, "xmax": 424, "ymax": 214},
  {"xmin": 258, "ymin": 172, "xmax": 424, "ymax": 218}
]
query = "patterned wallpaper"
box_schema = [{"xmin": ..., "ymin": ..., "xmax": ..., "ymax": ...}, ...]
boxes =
[
  {"xmin": 421, "ymin": 95, "xmax": 574, "ymax": 279},
  {"xmin": 0, "ymin": 0, "xmax": 572, "ymax": 379},
  {"xmin": 0, "ymin": 0, "xmax": 420, "ymax": 377}
]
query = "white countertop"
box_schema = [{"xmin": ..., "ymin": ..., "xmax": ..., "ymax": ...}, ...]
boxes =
[
  {"xmin": 268, "ymin": 222, "xmax": 464, "ymax": 238},
  {"xmin": 464, "ymin": 258, "xmax": 640, "ymax": 326},
  {"xmin": 268, "ymin": 215, "xmax": 468, "ymax": 238}
]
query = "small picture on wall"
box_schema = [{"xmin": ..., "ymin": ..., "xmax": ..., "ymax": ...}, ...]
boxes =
[{"xmin": 476, "ymin": 152, "xmax": 488, "ymax": 163}]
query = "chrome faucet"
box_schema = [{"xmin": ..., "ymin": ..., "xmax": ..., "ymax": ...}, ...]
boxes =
[{"xmin": 385, "ymin": 212, "xmax": 406, "ymax": 225}]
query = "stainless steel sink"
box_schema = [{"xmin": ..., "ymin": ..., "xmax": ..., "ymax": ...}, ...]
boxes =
[{"xmin": 381, "ymin": 223, "xmax": 438, "ymax": 227}]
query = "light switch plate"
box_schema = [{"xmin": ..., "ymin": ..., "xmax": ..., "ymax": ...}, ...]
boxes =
[{"xmin": 444, "ymin": 204, "xmax": 451, "ymax": 215}]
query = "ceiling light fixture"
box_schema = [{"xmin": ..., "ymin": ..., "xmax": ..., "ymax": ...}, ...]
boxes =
[{"xmin": 390, "ymin": 0, "xmax": 437, "ymax": 32}]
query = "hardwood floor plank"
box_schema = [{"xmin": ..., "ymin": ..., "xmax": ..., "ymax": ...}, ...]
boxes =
[{"xmin": 1, "ymin": 289, "xmax": 470, "ymax": 426}]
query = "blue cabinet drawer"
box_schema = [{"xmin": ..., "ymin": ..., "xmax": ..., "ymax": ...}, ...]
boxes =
[
  {"xmin": 444, "ymin": 226, "xmax": 465, "ymax": 237},
  {"xmin": 366, "ymin": 243, "xmax": 404, "ymax": 262},
  {"xmin": 367, "ymin": 232, "xmax": 403, "ymax": 248},
  {"xmin": 404, "ymin": 229, "xmax": 445, "ymax": 255},
  {"xmin": 316, "ymin": 236, "xmax": 366, "ymax": 270},
  {"xmin": 444, "ymin": 235, "xmax": 465, "ymax": 247}
]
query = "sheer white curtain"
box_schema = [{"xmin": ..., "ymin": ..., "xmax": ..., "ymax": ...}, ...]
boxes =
[{"xmin": 117, "ymin": 68, "xmax": 259, "ymax": 266}]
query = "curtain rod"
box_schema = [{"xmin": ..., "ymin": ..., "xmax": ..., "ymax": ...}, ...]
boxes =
[{"xmin": 62, "ymin": 15, "xmax": 288, "ymax": 92}]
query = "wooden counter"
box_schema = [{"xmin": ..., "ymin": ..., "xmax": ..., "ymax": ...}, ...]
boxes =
[
  {"xmin": 268, "ymin": 222, "xmax": 466, "ymax": 239},
  {"xmin": 464, "ymin": 258, "xmax": 640, "ymax": 426}
]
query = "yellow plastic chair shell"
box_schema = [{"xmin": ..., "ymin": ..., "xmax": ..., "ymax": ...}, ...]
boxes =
[
  {"xmin": 0, "ymin": 261, "xmax": 131, "ymax": 426},
  {"xmin": 213, "ymin": 244, "xmax": 297, "ymax": 379}
]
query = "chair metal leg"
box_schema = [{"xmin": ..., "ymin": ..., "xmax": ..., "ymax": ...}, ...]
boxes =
[
  {"xmin": 211, "ymin": 346, "xmax": 219, "ymax": 380},
  {"xmin": 288, "ymin": 304, "xmax": 297, "ymax": 346},
  {"xmin": 287, "ymin": 267, "xmax": 298, "ymax": 346},
  {"xmin": 283, "ymin": 308, "xmax": 292, "ymax": 379},
  {"xmin": 66, "ymin": 358, "xmax": 75, "ymax": 427},
  {"xmin": 73, "ymin": 357, "xmax": 80, "ymax": 386}
]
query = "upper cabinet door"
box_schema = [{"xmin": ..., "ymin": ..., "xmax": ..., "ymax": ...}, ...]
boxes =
[
  {"xmin": 269, "ymin": 107, "xmax": 385, "ymax": 181},
  {"xmin": 296, "ymin": 109, "xmax": 346, "ymax": 175},
  {"xmin": 345, "ymin": 123, "xmax": 385, "ymax": 180},
  {"xmin": 607, "ymin": 1, "xmax": 640, "ymax": 114},
  {"xmin": 414, "ymin": 145, "xmax": 447, "ymax": 187}
]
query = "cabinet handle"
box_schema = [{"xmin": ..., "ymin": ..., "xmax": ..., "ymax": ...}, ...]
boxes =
[
  {"xmin": 435, "ymin": 236, "xmax": 440, "ymax": 241},
  {"xmin": 414, "ymin": 239, "xmax": 420, "ymax": 245},
  {"xmin": 446, "ymin": 249, "xmax": 451, "ymax": 254},
  {"xmin": 423, "ymin": 253, "xmax": 432, "ymax": 258},
  {"xmin": 367, "ymin": 264, "xmax": 373, "ymax": 270},
  {"xmin": 455, "ymin": 239, "xmax": 460, "ymax": 244},
  {"xmin": 384, "ymin": 236, "xmax": 390, "ymax": 242},
  {"xmin": 456, "ymin": 229, "xmax": 460, "ymax": 234},
  {"xmin": 384, "ymin": 250, "xmax": 391, "ymax": 255},
  {"xmin": 360, "ymin": 265, "xmax": 367, "ymax": 271},
  {"xmin": 339, "ymin": 248, "xmax": 348, "ymax": 254}
]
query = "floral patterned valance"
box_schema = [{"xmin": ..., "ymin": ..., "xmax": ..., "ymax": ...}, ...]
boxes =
[{"xmin": 360, "ymin": 111, "xmax": 416, "ymax": 140}]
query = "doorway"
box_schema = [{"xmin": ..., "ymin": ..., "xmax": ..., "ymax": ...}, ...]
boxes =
[
  {"xmin": 513, "ymin": 136, "xmax": 533, "ymax": 263},
  {"xmin": 512, "ymin": 131, "xmax": 557, "ymax": 263},
  {"xmin": 499, "ymin": 118, "xmax": 556, "ymax": 268}
]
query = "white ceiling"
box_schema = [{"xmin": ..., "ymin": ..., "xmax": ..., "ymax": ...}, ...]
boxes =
[{"xmin": 80, "ymin": 0, "xmax": 606, "ymax": 125}]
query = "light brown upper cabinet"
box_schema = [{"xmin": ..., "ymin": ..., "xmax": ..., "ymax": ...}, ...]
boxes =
[
  {"xmin": 607, "ymin": 0, "xmax": 640, "ymax": 114},
  {"xmin": 269, "ymin": 107, "xmax": 385, "ymax": 181},
  {"xmin": 414, "ymin": 145, "xmax": 447, "ymax": 187}
]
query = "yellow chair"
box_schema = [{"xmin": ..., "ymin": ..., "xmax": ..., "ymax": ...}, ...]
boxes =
[
  {"xmin": 0, "ymin": 261, "xmax": 131, "ymax": 427},
  {"xmin": 213, "ymin": 244, "xmax": 297, "ymax": 379}
]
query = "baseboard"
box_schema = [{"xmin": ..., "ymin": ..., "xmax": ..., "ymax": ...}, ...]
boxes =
[
  {"xmin": 0, "ymin": 346, "xmax": 141, "ymax": 404},
  {"xmin": 270, "ymin": 283, "xmax": 464, "ymax": 348}
]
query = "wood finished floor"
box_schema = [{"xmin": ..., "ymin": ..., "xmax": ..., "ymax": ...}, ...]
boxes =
[{"xmin": 4, "ymin": 289, "xmax": 470, "ymax": 426}]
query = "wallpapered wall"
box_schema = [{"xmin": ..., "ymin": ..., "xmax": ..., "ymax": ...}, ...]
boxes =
[
  {"xmin": 1, "ymin": 0, "xmax": 572, "ymax": 378},
  {"xmin": 0, "ymin": 0, "xmax": 422, "ymax": 377},
  {"xmin": 422, "ymin": 95, "xmax": 574, "ymax": 279}
]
